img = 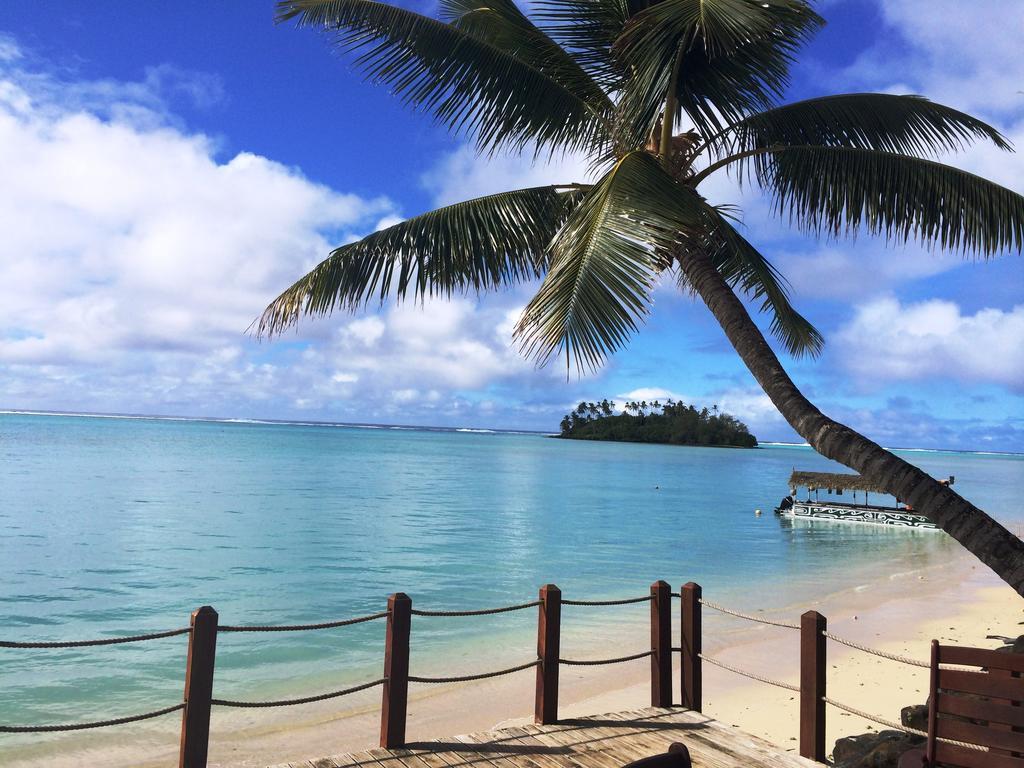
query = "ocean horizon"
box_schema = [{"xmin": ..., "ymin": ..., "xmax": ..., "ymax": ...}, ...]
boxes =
[{"xmin": 3, "ymin": 408, "xmax": 1019, "ymax": 457}]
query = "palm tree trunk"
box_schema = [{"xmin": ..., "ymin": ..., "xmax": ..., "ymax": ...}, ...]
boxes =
[{"xmin": 678, "ymin": 250, "xmax": 1024, "ymax": 596}]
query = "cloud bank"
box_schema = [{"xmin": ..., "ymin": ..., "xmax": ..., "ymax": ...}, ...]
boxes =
[{"xmin": 0, "ymin": 42, "xmax": 574, "ymax": 427}]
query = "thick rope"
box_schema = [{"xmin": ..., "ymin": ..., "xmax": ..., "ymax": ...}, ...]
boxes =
[
  {"xmin": 822, "ymin": 631, "xmax": 929, "ymax": 668},
  {"xmin": 211, "ymin": 678, "xmax": 385, "ymax": 708},
  {"xmin": 410, "ymin": 601, "xmax": 540, "ymax": 617},
  {"xmin": 409, "ymin": 659, "xmax": 539, "ymax": 683},
  {"xmin": 698, "ymin": 599, "xmax": 800, "ymax": 630},
  {"xmin": 0, "ymin": 703, "xmax": 184, "ymax": 733},
  {"xmin": 219, "ymin": 611, "xmax": 388, "ymax": 633},
  {"xmin": 562, "ymin": 595, "xmax": 652, "ymax": 607},
  {"xmin": 822, "ymin": 697, "xmax": 985, "ymax": 751},
  {"xmin": 0, "ymin": 627, "xmax": 191, "ymax": 649},
  {"xmin": 699, "ymin": 653, "xmax": 801, "ymax": 692},
  {"xmin": 559, "ymin": 650, "xmax": 653, "ymax": 666}
]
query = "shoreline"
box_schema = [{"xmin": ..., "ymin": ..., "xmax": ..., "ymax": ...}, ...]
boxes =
[{"xmin": 7, "ymin": 550, "xmax": 1019, "ymax": 768}]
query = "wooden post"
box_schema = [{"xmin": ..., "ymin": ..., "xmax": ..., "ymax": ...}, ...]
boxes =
[
  {"xmin": 926, "ymin": 640, "xmax": 939, "ymax": 766},
  {"xmin": 650, "ymin": 580, "xmax": 672, "ymax": 708},
  {"xmin": 380, "ymin": 593, "xmax": 412, "ymax": 749},
  {"xmin": 179, "ymin": 605, "xmax": 218, "ymax": 768},
  {"xmin": 680, "ymin": 582, "xmax": 702, "ymax": 712},
  {"xmin": 535, "ymin": 584, "xmax": 561, "ymax": 725},
  {"xmin": 800, "ymin": 610, "xmax": 827, "ymax": 763}
]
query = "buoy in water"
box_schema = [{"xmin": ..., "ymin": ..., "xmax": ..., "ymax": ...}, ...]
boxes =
[{"xmin": 755, "ymin": 509, "xmax": 762, "ymax": 516}]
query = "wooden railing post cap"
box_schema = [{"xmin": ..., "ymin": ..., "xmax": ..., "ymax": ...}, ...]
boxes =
[
  {"xmin": 682, "ymin": 581, "xmax": 701, "ymax": 592},
  {"xmin": 191, "ymin": 605, "xmax": 218, "ymax": 621},
  {"xmin": 651, "ymin": 579, "xmax": 670, "ymax": 589},
  {"xmin": 540, "ymin": 583, "xmax": 560, "ymax": 593},
  {"xmin": 801, "ymin": 609, "xmax": 826, "ymax": 625},
  {"xmin": 389, "ymin": 592, "xmax": 411, "ymax": 603}
]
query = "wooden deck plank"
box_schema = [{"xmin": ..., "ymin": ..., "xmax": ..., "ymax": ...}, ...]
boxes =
[
  {"xmin": 534, "ymin": 721, "xmax": 658, "ymax": 762},
  {"xmin": 452, "ymin": 730, "xmax": 554, "ymax": 768},
  {"xmin": 514, "ymin": 722, "xmax": 648, "ymax": 768},
  {"xmin": 508, "ymin": 713, "xmax": 731, "ymax": 768},
  {"xmin": 288, "ymin": 708, "xmax": 818, "ymax": 768}
]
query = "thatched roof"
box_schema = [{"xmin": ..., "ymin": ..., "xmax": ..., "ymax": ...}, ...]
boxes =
[{"xmin": 788, "ymin": 471, "xmax": 890, "ymax": 494}]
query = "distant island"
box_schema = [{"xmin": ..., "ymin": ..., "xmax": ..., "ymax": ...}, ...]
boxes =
[{"xmin": 557, "ymin": 399, "xmax": 758, "ymax": 448}]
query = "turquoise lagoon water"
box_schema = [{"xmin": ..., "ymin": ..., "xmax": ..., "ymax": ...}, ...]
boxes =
[{"xmin": 1, "ymin": 411, "xmax": 1022, "ymax": 733}]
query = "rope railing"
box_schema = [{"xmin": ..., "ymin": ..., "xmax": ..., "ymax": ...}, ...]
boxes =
[
  {"xmin": 0, "ymin": 627, "xmax": 191, "ymax": 649},
  {"xmin": 410, "ymin": 601, "xmax": 540, "ymax": 617},
  {"xmin": 698, "ymin": 653, "xmax": 801, "ymax": 692},
  {"xmin": 211, "ymin": 678, "xmax": 385, "ymax": 708},
  {"xmin": 821, "ymin": 630, "xmax": 930, "ymax": 668},
  {"xmin": 698, "ymin": 599, "xmax": 801, "ymax": 630},
  {"xmin": 0, "ymin": 702, "xmax": 185, "ymax": 733},
  {"xmin": 561, "ymin": 595, "xmax": 652, "ymax": 607},
  {"xmin": 559, "ymin": 649, "xmax": 653, "ymax": 666},
  {"xmin": 3, "ymin": 580, "xmax": 981, "ymax": 767},
  {"xmin": 219, "ymin": 611, "xmax": 388, "ymax": 633},
  {"xmin": 408, "ymin": 659, "xmax": 539, "ymax": 684}
]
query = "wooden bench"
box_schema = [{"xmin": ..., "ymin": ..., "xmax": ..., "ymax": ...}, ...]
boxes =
[{"xmin": 900, "ymin": 640, "xmax": 1024, "ymax": 768}]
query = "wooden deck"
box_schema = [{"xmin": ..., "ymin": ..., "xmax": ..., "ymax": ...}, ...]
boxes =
[{"xmin": 268, "ymin": 707, "xmax": 818, "ymax": 768}]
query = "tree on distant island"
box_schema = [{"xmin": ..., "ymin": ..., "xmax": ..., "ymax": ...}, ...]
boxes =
[
  {"xmin": 559, "ymin": 400, "xmax": 757, "ymax": 448},
  {"xmin": 259, "ymin": 1, "xmax": 1024, "ymax": 593}
]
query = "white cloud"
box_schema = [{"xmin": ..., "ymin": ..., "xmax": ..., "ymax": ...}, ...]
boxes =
[
  {"xmin": 616, "ymin": 387, "xmax": 687, "ymax": 404},
  {"xmin": 836, "ymin": 297, "xmax": 1024, "ymax": 390},
  {"xmin": 773, "ymin": 242, "xmax": 962, "ymax": 299},
  {"xmin": 714, "ymin": 388, "xmax": 786, "ymax": 427},
  {"xmin": 843, "ymin": 0, "xmax": 1024, "ymax": 118},
  {"xmin": 422, "ymin": 144, "xmax": 596, "ymax": 207},
  {"xmin": 0, "ymin": 43, "xmax": 578, "ymax": 427},
  {"xmin": 0, "ymin": 83, "xmax": 389, "ymax": 367},
  {"xmin": 0, "ymin": 34, "xmax": 20, "ymax": 63},
  {"xmin": 304, "ymin": 297, "xmax": 550, "ymax": 395}
]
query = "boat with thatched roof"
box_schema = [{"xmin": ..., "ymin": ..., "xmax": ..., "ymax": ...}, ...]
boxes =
[{"xmin": 774, "ymin": 470, "xmax": 947, "ymax": 530}]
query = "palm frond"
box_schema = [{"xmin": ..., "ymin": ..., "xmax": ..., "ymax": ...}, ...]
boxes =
[
  {"xmin": 256, "ymin": 185, "xmax": 586, "ymax": 337},
  {"xmin": 276, "ymin": 0, "xmax": 608, "ymax": 155},
  {"xmin": 708, "ymin": 93, "xmax": 1011, "ymax": 158},
  {"xmin": 533, "ymin": 0, "xmax": 638, "ymax": 90},
  {"xmin": 755, "ymin": 146, "xmax": 1024, "ymax": 255},
  {"xmin": 515, "ymin": 151, "xmax": 701, "ymax": 372},
  {"xmin": 685, "ymin": 213, "xmax": 824, "ymax": 357},
  {"xmin": 439, "ymin": 0, "xmax": 612, "ymax": 121},
  {"xmin": 613, "ymin": 0, "xmax": 823, "ymax": 148}
]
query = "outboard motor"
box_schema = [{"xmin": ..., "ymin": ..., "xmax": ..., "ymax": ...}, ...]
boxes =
[{"xmin": 774, "ymin": 495, "xmax": 793, "ymax": 514}]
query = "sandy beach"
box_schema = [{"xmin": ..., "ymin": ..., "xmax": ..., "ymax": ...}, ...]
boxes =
[{"xmin": 8, "ymin": 549, "xmax": 1020, "ymax": 768}]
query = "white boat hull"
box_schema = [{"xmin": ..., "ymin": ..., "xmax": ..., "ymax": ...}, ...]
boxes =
[{"xmin": 780, "ymin": 501, "xmax": 939, "ymax": 530}]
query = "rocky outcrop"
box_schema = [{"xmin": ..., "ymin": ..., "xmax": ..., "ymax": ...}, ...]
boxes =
[
  {"xmin": 833, "ymin": 730, "xmax": 924, "ymax": 768},
  {"xmin": 900, "ymin": 704, "xmax": 928, "ymax": 732},
  {"xmin": 995, "ymin": 634, "xmax": 1024, "ymax": 655}
]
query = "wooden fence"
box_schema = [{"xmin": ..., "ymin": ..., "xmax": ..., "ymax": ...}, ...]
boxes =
[{"xmin": 2, "ymin": 580, "xmax": 933, "ymax": 767}]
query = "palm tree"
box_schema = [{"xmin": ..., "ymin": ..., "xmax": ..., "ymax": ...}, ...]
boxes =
[{"xmin": 259, "ymin": 0, "xmax": 1024, "ymax": 593}]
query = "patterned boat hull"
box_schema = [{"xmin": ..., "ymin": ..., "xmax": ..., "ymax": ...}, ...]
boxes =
[{"xmin": 780, "ymin": 501, "xmax": 939, "ymax": 530}]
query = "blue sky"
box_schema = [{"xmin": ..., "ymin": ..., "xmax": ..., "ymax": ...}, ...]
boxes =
[{"xmin": 0, "ymin": 0, "xmax": 1021, "ymax": 450}]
